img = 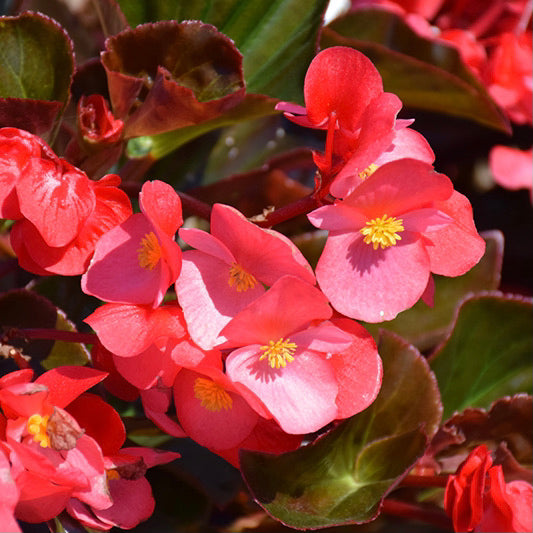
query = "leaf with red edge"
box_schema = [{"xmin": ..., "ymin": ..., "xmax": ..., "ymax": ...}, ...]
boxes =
[
  {"xmin": 321, "ymin": 9, "xmax": 510, "ymax": 132},
  {"xmin": 240, "ymin": 330, "xmax": 442, "ymax": 528},
  {"xmin": 101, "ymin": 20, "xmax": 245, "ymax": 137},
  {"xmin": 0, "ymin": 12, "xmax": 74, "ymax": 137},
  {"xmin": 34, "ymin": 366, "xmax": 108, "ymax": 409}
]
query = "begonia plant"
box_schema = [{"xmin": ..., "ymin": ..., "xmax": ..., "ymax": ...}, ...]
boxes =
[{"xmin": 0, "ymin": 2, "xmax": 531, "ymax": 533}]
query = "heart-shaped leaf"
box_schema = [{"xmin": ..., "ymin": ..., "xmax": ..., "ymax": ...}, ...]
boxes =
[
  {"xmin": 321, "ymin": 9, "xmax": 510, "ymax": 132},
  {"xmin": 430, "ymin": 292, "xmax": 533, "ymax": 420},
  {"xmin": 116, "ymin": 0, "xmax": 329, "ymax": 104},
  {"xmin": 240, "ymin": 331, "xmax": 442, "ymax": 528}
]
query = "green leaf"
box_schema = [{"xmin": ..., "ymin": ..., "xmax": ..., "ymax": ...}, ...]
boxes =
[
  {"xmin": 116, "ymin": 0, "xmax": 329, "ymax": 103},
  {"xmin": 42, "ymin": 310, "xmax": 90, "ymax": 370},
  {"xmin": 430, "ymin": 293, "xmax": 533, "ymax": 420},
  {"xmin": 321, "ymin": 9, "xmax": 510, "ymax": 132},
  {"xmin": 364, "ymin": 231, "xmax": 504, "ymax": 350},
  {"xmin": 240, "ymin": 331, "xmax": 442, "ymax": 528},
  {"xmin": 0, "ymin": 12, "xmax": 73, "ymax": 103}
]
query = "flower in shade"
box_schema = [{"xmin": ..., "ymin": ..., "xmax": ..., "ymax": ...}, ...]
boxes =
[
  {"xmin": 175, "ymin": 203, "xmax": 315, "ymax": 349},
  {"xmin": 308, "ymin": 159, "xmax": 485, "ymax": 322},
  {"xmin": 82, "ymin": 180, "xmax": 182, "ymax": 307},
  {"xmin": 444, "ymin": 444, "xmax": 532, "ymax": 532},
  {"xmin": 220, "ymin": 276, "xmax": 382, "ymax": 434},
  {"xmin": 489, "ymin": 145, "xmax": 532, "ymax": 202}
]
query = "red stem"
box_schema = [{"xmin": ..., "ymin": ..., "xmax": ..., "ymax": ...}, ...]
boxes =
[
  {"xmin": 381, "ymin": 498, "xmax": 452, "ymax": 530},
  {"xmin": 400, "ymin": 474, "xmax": 449, "ymax": 488},
  {"xmin": 6, "ymin": 328, "xmax": 98, "ymax": 345}
]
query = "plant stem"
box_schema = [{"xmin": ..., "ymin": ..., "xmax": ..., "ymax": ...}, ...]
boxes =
[
  {"xmin": 400, "ymin": 474, "xmax": 449, "ymax": 488},
  {"xmin": 5, "ymin": 328, "xmax": 97, "ymax": 345},
  {"xmin": 381, "ymin": 498, "xmax": 452, "ymax": 530}
]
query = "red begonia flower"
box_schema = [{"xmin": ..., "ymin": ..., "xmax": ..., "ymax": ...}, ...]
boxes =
[
  {"xmin": 176, "ymin": 203, "xmax": 315, "ymax": 349},
  {"xmin": 0, "ymin": 447, "xmax": 20, "ymax": 533},
  {"xmin": 308, "ymin": 159, "xmax": 485, "ymax": 322},
  {"xmin": 82, "ymin": 180, "xmax": 182, "ymax": 307},
  {"xmin": 10, "ymin": 173, "xmax": 132, "ymax": 275},
  {"xmin": 77, "ymin": 94, "xmax": 124, "ymax": 146},
  {"xmin": 220, "ymin": 276, "xmax": 379, "ymax": 434},
  {"xmin": 277, "ymin": 46, "xmax": 434, "ymax": 197},
  {"xmin": 444, "ymin": 444, "xmax": 533, "ymax": 532}
]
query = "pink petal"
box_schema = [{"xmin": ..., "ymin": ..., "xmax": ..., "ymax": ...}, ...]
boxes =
[
  {"xmin": 402, "ymin": 208, "xmax": 452, "ymax": 233},
  {"xmin": 226, "ymin": 346, "xmax": 338, "ymax": 434},
  {"xmin": 329, "ymin": 318, "xmax": 382, "ymax": 419},
  {"xmin": 315, "ymin": 232, "xmax": 430, "ymax": 322},
  {"xmin": 221, "ymin": 276, "xmax": 331, "ymax": 348},
  {"xmin": 374, "ymin": 126, "xmax": 435, "ymax": 167},
  {"xmin": 490, "ymin": 146, "xmax": 533, "ymax": 194},
  {"xmin": 210, "ymin": 204, "xmax": 315, "ymax": 286},
  {"xmin": 179, "ymin": 228, "xmax": 235, "ymax": 264},
  {"xmin": 139, "ymin": 180, "xmax": 183, "ymax": 235},
  {"xmin": 304, "ymin": 46, "xmax": 384, "ymax": 130},
  {"xmin": 176, "ymin": 251, "xmax": 265, "ymax": 349},
  {"xmin": 423, "ymin": 190, "xmax": 486, "ymax": 277},
  {"xmin": 173, "ymin": 369, "xmax": 259, "ymax": 449},
  {"xmin": 85, "ymin": 303, "xmax": 185, "ymax": 357},
  {"xmin": 308, "ymin": 203, "xmax": 367, "ymax": 231},
  {"xmin": 290, "ymin": 322, "xmax": 355, "ymax": 353}
]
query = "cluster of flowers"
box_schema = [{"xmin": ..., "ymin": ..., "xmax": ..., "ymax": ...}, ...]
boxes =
[
  {"xmin": 0, "ymin": 44, "xmax": 529, "ymax": 531},
  {"xmin": 0, "ymin": 366, "xmax": 178, "ymax": 531},
  {"xmin": 349, "ymin": 0, "xmax": 533, "ymax": 198}
]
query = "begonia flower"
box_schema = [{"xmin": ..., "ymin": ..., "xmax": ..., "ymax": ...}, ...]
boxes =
[
  {"xmin": 276, "ymin": 46, "xmax": 434, "ymax": 197},
  {"xmin": 85, "ymin": 302, "xmax": 206, "ymax": 391},
  {"xmin": 489, "ymin": 145, "xmax": 533, "ymax": 201},
  {"xmin": 444, "ymin": 444, "xmax": 533, "ymax": 532},
  {"xmin": 308, "ymin": 159, "xmax": 485, "ymax": 322},
  {"xmin": 175, "ymin": 203, "xmax": 315, "ymax": 349},
  {"xmin": 220, "ymin": 276, "xmax": 382, "ymax": 434},
  {"xmin": 10, "ymin": 173, "xmax": 132, "ymax": 275},
  {"xmin": 0, "ymin": 446, "xmax": 20, "ymax": 533},
  {"xmin": 77, "ymin": 94, "xmax": 124, "ymax": 146},
  {"xmin": 82, "ymin": 180, "xmax": 182, "ymax": 307}
]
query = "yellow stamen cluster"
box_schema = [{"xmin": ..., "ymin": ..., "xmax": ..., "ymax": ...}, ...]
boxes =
[
  {"xmin": 358, "ymin": 163, "xmax": 379, "ymax": 180},
  {"xmin": 27, "ymin": 414, "xmax": 50, "ymax": 448},
  {"xmin": 259, "ymin": 338, "xmax": 297, "ymax": 369},
  {"xmin": 360, "ymin": 214, "xmax": 404, "ymax": 250},
  {"xmin": 137, "ymin": 231, "xmax": 161, "ymax": 270},
  {"xmin": 193, "ymin": 378, "xmax": 233, "ymax": 412},
  {"xmin": 228, "ymin": 263, "xmax": 257, "ymax": 292}
]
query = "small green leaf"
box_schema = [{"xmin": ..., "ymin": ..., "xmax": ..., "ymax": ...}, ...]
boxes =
[
  {"xmin": 321, "ymin": 9, "xmax": 510, "ymax": 132},
  {"xmin": 430, "ymin": 293, "xmax": 533, "ymax": 420},
  {"xmin": 0, "ymin": 12, "xmax": 73, "ymax": 103},
  {"xmin": 240, "ymin": 331, "xmax": 442, "ymax": 528},
  {"xmin": 364, "ymin": 231, "xmax": 504, "ymax": 350}
]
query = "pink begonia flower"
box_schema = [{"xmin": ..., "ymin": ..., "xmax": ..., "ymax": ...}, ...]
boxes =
[
  {"xmin": 77, "ymin": 94, "xmax": 124, "ymax": 146},
  {"xmin": 444, "ymin": 444, "xmax": 533, "ymax": 533},
  {"xmin": 176, "ymin": 203, "xmax": 315, "ymax": 350},
  {"xmin": 220, "ymin": 276, "xmax": 381, "ymax": 434},
  {"xmin": 308, "ymin": 159, "xmax": 485, "ymax": 322},
  {"xmin": 276, "ymin": 46, "xmax": 434, "ymax": 198},
  {"xmin": 10, "ymin": 173, "xmax": 132, "ymax": 275},
  {"xmin": 86, "ymin": 302, "xmax": 208, "ymax": 391},
  {"xmin": 82, "ymin": 180, "xmax": 182, "ymax": 307},
  {"xmin": 489, "ymin": 145, "xmax": 533, "ymax": 201}
]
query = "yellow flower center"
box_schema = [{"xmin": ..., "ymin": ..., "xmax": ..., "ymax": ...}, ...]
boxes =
[
  {"xmin": 259, "ymin": 338, "xmax": 297, "ymax": 369},
  {"xmin": 358, "ymin": 163, "xmax": 378, "ymax": 180},
  {"xmin": 27, "ymin": 414, "xmax": 50, "ymax": 448},
  {"xmin": 137, "ymin": 231, "xmax": 161, "ymax": 270},
  {"xmin": 193, "ymin": 378, "xmax": 233, "ymax": 412},
  {"xmin": 360, "ymin": 214, "xmax": 404, "ymax": 250},
  {"xmin": 228, "ymin": 263, "xmax": 257, "ymax": 292}
]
